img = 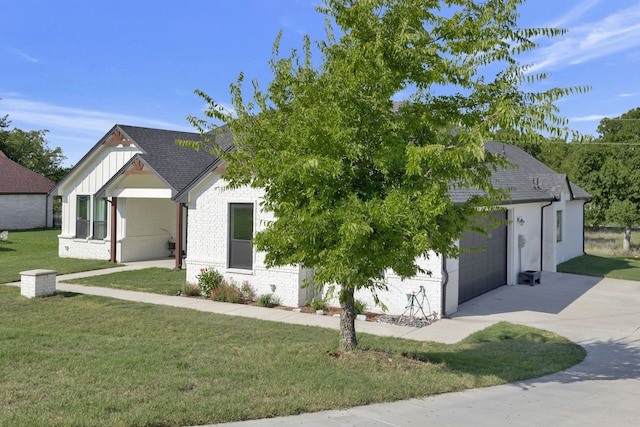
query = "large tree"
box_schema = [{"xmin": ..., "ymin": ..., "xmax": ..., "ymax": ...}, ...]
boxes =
[
  {"xmin": 186, "ymin": 0, "xmax": 583, "ymax": 351},
  {"xmin": 563, "ymin": 107, "xmax": 640, "ymax": 251},
  {"xmin": 0, "ymin": 126, "xmax": 69, "ymax": 182}
]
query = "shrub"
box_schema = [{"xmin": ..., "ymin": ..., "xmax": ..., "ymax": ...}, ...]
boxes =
[
  {"xmin": 307, "ymin": 299, "xmax": 327, "ymax": 312},
  {"xmin": 258, "ymin": 293, "xmax": 278, "ymax": 308},
  {"xmin": 211, "ymin": 280, "xmax": 243, "ymax": 303},
  {"xmin": 197, "ymin": 268, "xmax": 223, "ymax": 297},
  {"xmin": 240, "ymin": 281, "xmax": 256, "ymax": 302},
  {"xmin": 181, "ymin": 282, "xmax": 201, "ymax": 297},
  {"xmin": 354, "ymin": 299, "xmax": 367, "ymax": 315}
]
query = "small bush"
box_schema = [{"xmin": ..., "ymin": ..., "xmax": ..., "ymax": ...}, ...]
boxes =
[
  {"xmin": 240, "ymin": 281, "xmax": 256, "ymax": 302},
  {"xmin": 197, "ymin": 268, "xmax": 223, "ymax": 297},
  {"xmin": 181, "ymin": 282, "xmax": 201, "ymax": 296},
  {"xmin": 354, "ymin": 299, "xmax": 367, "ymax": 315},
  {"xmin": 211, "ymin": 280, "xmax": 243, "ymax": 303},
  {"xmin": 258, "ymin": 293, "xmax": 278, "ymax": 308},
  {"xmin": 307, "ymin": 299, "xmax": 327, "ymax": 312}
]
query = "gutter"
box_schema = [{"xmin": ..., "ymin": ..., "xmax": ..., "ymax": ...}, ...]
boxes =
[{"xmin": 540, "ymin": 201, "xmax": 553, "ymax": 271}]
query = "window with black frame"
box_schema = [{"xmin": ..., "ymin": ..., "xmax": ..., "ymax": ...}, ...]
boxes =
[
  {"xmin": 228, "ymin": 203, "xmax": 253, "ymax": 269},
  {"xmin": 76, "ymin": 195, "xmax": 90, "ymax": 238},
  {"xmin": 93, "ymin": 197, "xmax": 107, "ymax": 240}
]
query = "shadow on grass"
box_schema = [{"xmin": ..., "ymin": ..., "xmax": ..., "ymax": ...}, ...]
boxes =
[
  {"xmin": 401, "ymin": 331, "xmax": 640, "ymax": 387},
  {"xmin": 55, "ymin": 291, "xmax": 82, "ymax": 298},
  {"xmin": 512, "ymin": 337, "xmax": 640, "ymax": 388},
  {"xmin": 401, "ymin": 324, "xmax": 588, "ymax": 384}
]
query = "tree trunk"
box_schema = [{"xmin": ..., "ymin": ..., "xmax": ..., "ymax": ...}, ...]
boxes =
[
  {"xmin": 623, "ymin": 226, "xmax": 632, "ymax": 252},
  {"xmin": 339, "ymin": 287, "xmax": 357, "ymax": 352}
]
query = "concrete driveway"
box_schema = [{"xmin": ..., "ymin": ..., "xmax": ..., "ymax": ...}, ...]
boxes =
[{"xmin": 215, "ymin": 271, "xmax": 640, "ymax": 426}]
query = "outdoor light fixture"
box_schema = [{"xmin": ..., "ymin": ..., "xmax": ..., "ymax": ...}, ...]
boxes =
[{"xmin": 517, "ymin": 217, "xmax": 525, "ymax": 226}]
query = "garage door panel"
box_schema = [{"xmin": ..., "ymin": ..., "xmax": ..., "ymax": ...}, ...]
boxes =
[{"xmin": 459, "ymin": 211, "xmax": 507, "ymax": 303}]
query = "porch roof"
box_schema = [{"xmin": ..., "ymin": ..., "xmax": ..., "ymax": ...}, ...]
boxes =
[{"xmin": 95, "ymin": 125, "xmax": 233, "ymax": 199}]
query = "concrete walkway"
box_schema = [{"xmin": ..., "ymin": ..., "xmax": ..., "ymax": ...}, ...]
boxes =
[{"xmin": 6, "ymin": 262, "xmax": 640, "ymax": 426}]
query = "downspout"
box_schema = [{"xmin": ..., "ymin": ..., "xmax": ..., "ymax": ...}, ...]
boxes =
[
  {"xmin": 582, "ymin": 200, "xmax": 590, "ymax": 255},
  {"xmin": 45, "ymin": 194, "xmax": 50, "ymax": 229},
  {"xmin": 110, "ymin": 197, "xmax": 117, "ymax": 263},
  {"xmin": 540, "ymin": 201, "xmax": 553, "ymax": 271},
  {"xmin": 440, "ymin": 255, "xmax": 449, "ymax": 319}
]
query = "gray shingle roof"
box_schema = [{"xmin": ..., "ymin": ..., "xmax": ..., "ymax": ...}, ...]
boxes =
[
  {"xmin": 449, "ymin": 142, "xmax": 591, "ymax": 204},
  {"xmin": 54, "ymin": 122, "xmax": 591, "ymax": 207},
  {"xmin": 117, "ymin": 125, "xmax": 229, "ymax": 194}
]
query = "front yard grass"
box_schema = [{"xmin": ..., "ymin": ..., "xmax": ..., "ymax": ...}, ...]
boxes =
[
  {"xmin": 558, "ymin": 229, "xmax": 640, "ymax": 281},
  {"xmin": 0, "ymin": 229, "xmax": 117, "ymax": 284},
  {"xmin": 0, "ymin": 285, "xmax": 585, "ymax": 427},
  {"xmin": 558, "ymin": 254, "xmax": 640, "ymax": 281},
  {"xmin": 64, "ymin": 267, "xmax": 187, "ymax": 295}
]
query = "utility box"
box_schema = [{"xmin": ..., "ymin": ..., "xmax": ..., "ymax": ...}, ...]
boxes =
[{"xmin": 20, "ymin": 269, "xmax": 57, "ymax": 298}]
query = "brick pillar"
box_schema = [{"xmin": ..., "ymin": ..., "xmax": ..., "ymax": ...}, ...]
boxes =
[{"xmin": 20, "ymin": 269, "xmax": 57, "ymax": 298}]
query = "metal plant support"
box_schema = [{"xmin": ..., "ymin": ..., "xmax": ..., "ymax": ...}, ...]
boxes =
[{"xmin": 398, "ymin": 285, "xmax": 430, "ymax": 323}]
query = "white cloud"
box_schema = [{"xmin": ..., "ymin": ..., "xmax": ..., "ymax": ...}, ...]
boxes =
[
  {"xmin": 571, "ymin": 114, "xmax": 607, "ymax": 122},
  {"xmin": 10, "ymin": 49, "xmax": 40, "ymax": 63},
  {"xmin": 544, "ymin": 0, "xmax": 601, "ymax": 28},
  {"xmin": 1, "ymin": 96, "xmax": 194, "ymax": 166},
  {"xmin": 2, "ymin": 96, "xmax": 191, "ymax": 135},
  {"xmin": 526, "ymin": 3, "xmax": 640, "ymax": 73}
]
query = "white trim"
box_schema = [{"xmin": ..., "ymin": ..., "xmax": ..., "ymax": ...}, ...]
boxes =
[{"xmin": 110, "ymin": 188, "xmax": 172, "ymax": 198}]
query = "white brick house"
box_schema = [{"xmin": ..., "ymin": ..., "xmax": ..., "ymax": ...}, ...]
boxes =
[
  {"xmin": 52, "ymin": 125, "xmax": 590, "ymax": 317},
  {"xmin": 178, "ymin": 173, "xmax": 314, "ymax": 307},
  {"xmin": 49, "ymin": 125, "xmax": 222, "ymax": 266}
]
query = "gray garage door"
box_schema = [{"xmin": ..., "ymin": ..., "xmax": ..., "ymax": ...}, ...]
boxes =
[{"xmin": 458, "ymin": 210, "xmax": 507, "ymax": 304}]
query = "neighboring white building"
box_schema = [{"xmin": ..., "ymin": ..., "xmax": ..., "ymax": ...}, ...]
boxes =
[
  {"xmin": 49, "ymin": 125, "xmax": 223, "ymax": 265},
  {"xmin": 52, "ymin": 125, "xmax": 591, "ymax": 316},
  {"xmin": 0, "ymin": 151, "xmax": 55, "ymax": 230}
]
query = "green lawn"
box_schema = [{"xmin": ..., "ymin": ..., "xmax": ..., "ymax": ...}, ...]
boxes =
[
  {"xmin": 0, "ymin": 285, "xmax": 585, "ymax": 426},
  {"xmin": 64, "ymin": 267, "xmax": 187, "ymax": 295},
  {"xmin": 0, "ymin": 229, "xmax": 117, "ymax": 283},
  {"xmin": 558, "ymin": 254, "xmax": 640, "ymax": 281},
  {"xmin": 557, "ymin": 229, "xmax": 640, "ymax": 281}
]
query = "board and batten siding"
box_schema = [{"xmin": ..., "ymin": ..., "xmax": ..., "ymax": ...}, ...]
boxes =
[
  {"xmin": 58, "ymin": 144, "xmax": 139, "ymax": 237},
  {"xmin": 57, "ymin": 144, "xmax": 141, "ymax": 260}
]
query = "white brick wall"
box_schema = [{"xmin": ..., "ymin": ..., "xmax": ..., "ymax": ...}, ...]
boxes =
[
  {"xmin": 325, "ymin": 255, "xmax": 444, "ymax": 317},
  {"xmin": 185, "ymin": 175, "xmax": 313, "ymax": 307},
  {"xmin": 0, "ymin": 194, "xmax": 49, "ymax": 230},
  {"xmin": 186, "ymin": 173, "xmax": 445, "ymax": 315},
  {"xmin": 58, "ymin": 236, "xmax": 111, "ymax": 260},
  {"xmin": 20, "ymin": 269, "xmax": 56, "ymax": 298}
]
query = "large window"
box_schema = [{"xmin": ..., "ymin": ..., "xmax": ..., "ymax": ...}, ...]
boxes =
[
  {"xmin": 228, "ymin": 203, "xmax": 254, "ymax": 269},
  {"xmin": 76, "ymin": 195, "xmax": 90, "ymax": 239},
  {"xmin": 93, "ymin": 197, "xmax": 107, "ymax": 240}
]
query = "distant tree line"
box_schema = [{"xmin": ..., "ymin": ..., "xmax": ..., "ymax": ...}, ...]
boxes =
[
  {"xmin": 515, "ymin": 107, "xmax": 640, "ymax": 252},
  {"xmin": 0, "ymin": 112, "xmax": 70, "ymax": 182}
]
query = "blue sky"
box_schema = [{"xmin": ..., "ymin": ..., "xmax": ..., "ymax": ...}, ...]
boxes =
[{"xmin": 2, "ymin": 0, "xmax": 640, "ymax": 167}]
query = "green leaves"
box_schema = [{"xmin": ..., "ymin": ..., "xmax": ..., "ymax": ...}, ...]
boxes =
[{"xmin": 186, "ymin": 0, "xmax": 582, "ymax": 304}]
